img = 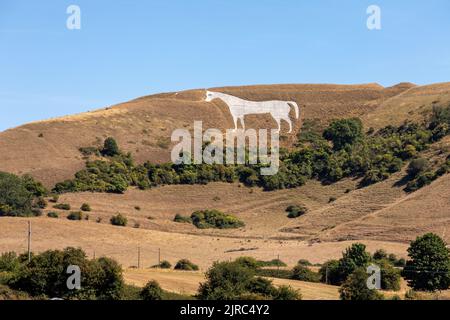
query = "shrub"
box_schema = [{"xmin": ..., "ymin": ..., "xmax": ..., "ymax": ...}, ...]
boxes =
[
  {"xmin": 291, "ymin": 264, "xmax": 320, "ymax": 282},
  {"xmin": 378, "ymin": 260, "xmax": 401, "ymax": 291},
  {"xmin": 110, "ymin": 214, "xmax": 128, "ymax": 227},
  {"xmin": 190, "ymin": 210, "xmax": 244, "ymax": 229},
  {"xmin": 257, "ymin": 259, "xmax": 287, "ymax": 268},
  {"xmin": 285, "ymin": 205, "xmax": 307, "ymax": 219},
  {"xmin": 323, "ymin": 118, "xmax": 364, "ymax": 150},
  {"xmin": 80, "ymin": 203, "xmax": 91, "ymax": 212},
  {"xmin": 174, "ymin": 259, "xmax": 199, "ymax": 271},
  {"xmin": 140, "ymin": 280, "xmax": 163, "ymax": 300},
  {"xmin": 152, "ymin": 260, "xmax": 172, "ymax": 269},
  {"xmin": 173, "ymin": 214, "xmax": 192, "ymax": 224},
  {"xmin": 297, "ymin": 259, "xmax": 312, "ymax": 266},
  {"xmin": 9, "ymin": 248, "xmax": 124, "ymax": 299},
  {"xmin": 102, "ymin": 137, "xmax": 120, "ymax": 157},
  {"xmin": 133, "ymin": 222, "xmax": 140, "ymax": 228},
  {"xmin": 0, "ymin": 252, "xmax": 20, "ymax": 273},
  {"xmin": 35, "ymin": 197, "xmax": 47, "ymax": 209},
  {"xmin": 339, "ymin": 268, "xmax": 384, "ymax": 300},
  {"xmin": 234, "ymin": 257, "xmax": 260, "ymax": 270},
  {"xmin": 49, "ymin": 194, "xmax": 59, "ymax": 203},
  {"xmin": 67, "ymin": 211, "xmax": 83, "ymax": 220},
  {"xmin": 407, "ymin": 158, "xmax": 430, "ymax": 177},
  {"xmin": 47, "ymin": 211, "xmax": 59, "ymax": 218},
  {"xmin": 319, "ymin": 259, "xmax": 342, "ymax": 285},
  {"xmin": 53, "ymin": 203, "xmax": 71, "ymax": 210},
  {"xmin": 134, "ymin": 206, "xmax": 141, "ymax": 211},
  {"xmin": 272, "ymin": 285, "xmax": 302, "ymax": 300},
  {"xmin": 373, "ymin": 249, "xmax": 388, "ymax": 261},
  {"xmin": 402, "ymin": 233, "xmax": 450, "ymax": 291}
]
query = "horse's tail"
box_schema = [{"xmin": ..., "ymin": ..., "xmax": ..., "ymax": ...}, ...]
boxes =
[{"xmin": 288, "ymin": 101, "xmax": 299, "ymax": 119}]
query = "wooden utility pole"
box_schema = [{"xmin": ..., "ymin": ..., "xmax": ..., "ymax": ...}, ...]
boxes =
[
  {"xmin": 158, "ymin": 248, "xmax": 161, "ymax": 265},
  {"xmin": 138, "ymin": 247, "xmax": 141, "ymax": 269},
  {"xmin": 27, "ymin": 221, "xmax": 31, "ymax": 263}
]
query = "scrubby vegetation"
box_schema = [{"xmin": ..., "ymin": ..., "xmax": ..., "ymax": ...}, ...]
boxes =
[
  {"xmin": 110, "ymin": 213, "xmax": 128, "ymax": 227},
  {"xmin": 47, "ymin": 211, "xmax": 59, "ymax": 218},
  {"xmin": 0, "ymin": 172, "xmax": 48, "ymax": 217},
  {"xmin": 174, "ymin": 259, "xmax": 199, "ymax": 271},
  {"xmin": 53, "ymin": 203, "xmax": 71, "ymax": 210},
  {"xmin": 140, "ymin": 280, "xmax": 163, "ymax": 300},
  {"xmin": 80, "ymin": 203, "xmax": 91, "ymax": 212},
  {"xmin": 191, "ymin": 210, "xmax": 244, "ymax": 229},
  {"xmin": 285, "ymin": 205, "xmax": 308, "ymax": 219},
  {"xmin": 0, "ymin": 247, "xmax": 124, "ymax": 300},
  {"xmin": 151, "ymin": 260, "xmax": 172, "ymax": 269},
  {"xmin": 52, "ymin": 105, "xmax": 450, "ymax": 196},
  {"xmin": 67, "ymin": 211, "xmax": 83, "ymax": 221},
  {"xmin": 197, "ymin": 258, "xmax": 301, "ymax": 300},
  {"xmin": 174, "ymin": 210, "xmax": 244, "ymax": 229}
]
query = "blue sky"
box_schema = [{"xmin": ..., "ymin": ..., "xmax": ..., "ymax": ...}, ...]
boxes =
[{"xmin": 1, "ymin": 0, "xmax": 449, "ymax": 131}]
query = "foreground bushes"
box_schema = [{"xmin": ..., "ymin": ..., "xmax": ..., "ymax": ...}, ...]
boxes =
[
  {"xmin": 5, "ymin": 247, "xmax": 124, "ymax": 300},
  {"xmin": 198, "ymin": 259, "xmax": 301, "ymax": 300}
]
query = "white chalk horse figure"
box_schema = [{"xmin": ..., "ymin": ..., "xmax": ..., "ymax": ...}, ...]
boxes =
[{"xmin": 205, "ymin": 90, "xmax": 299, "ymax": 133}]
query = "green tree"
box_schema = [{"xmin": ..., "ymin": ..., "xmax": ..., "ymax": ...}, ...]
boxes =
[
  {"xmin": 140, "ymin": 280, "xmax": 163, "ymax": 300},
  {"xmin": 0, "ymin": 172, "xmax": 34, "ymax": 217},
  {"xmin": 339, "ymin": 268, "xmax": 384, "ymax": 300},
  {"xmin": 102, "ymin": 137, "xmax": 120, "ymax": 157},
  {"xmin": 323, "ymin": 118, "xmax": 364, "ymax": 150},
  {"xmin": 402, "ymin": 233, "xmax": 450, "ymax": 291},
  {"xmin": 338, "ymin": 243, "xmax": 372, "ymax": 282}
]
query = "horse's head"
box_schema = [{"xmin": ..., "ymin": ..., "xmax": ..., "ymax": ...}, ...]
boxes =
[{"xmin": 205, "ymin": 90, "xmax": 216, "ymax": 102}]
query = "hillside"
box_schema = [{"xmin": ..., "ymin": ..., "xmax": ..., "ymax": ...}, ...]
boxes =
[
  {"xmin": 1, "ymin": 81, "xmax": 450, "ymax": 274},
  {"xmin": 0, "ymin": 83, "xmax": 414, "ymax": 187}
]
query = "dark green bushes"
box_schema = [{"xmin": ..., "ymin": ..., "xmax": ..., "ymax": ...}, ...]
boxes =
[
  {"xmin": 285, "ymin": 205, "xmax": 307, "ymax": 218},
  {"xmin": 80, "ymin": 203, "xmax": 91, "ymax": 211},
  {"xmin": 67, "ymin": 211, "xmax": 83, "ymax": 220},
  {"xmin": 7, "ymin": 247, "xmax": 124, "ymax": 299},
  {"xmin": 140, "ymin": 280, "xmax": 163, "ymax": 300},
  {"xmin": 110, "ymin": 214, "xmax": 128, "ymax": 227},
  {"xmin": 197, "ymin": 259, "xmax": 301, "ymax": 300},
  {"xmin": 174, "ymin": 259, "xmax": 199, "ymax": 271},
  {"xmin": 173, "ymin": 214, "xmax": 192, "ymax": 224},
  {"xmin": 53, "ymin": 203, "xmax": 71, "ymax": 210},
  {"xmin": 190, "ymin": 210, "xmax": 244, "ymax": 229},
  {"xmin": 0, "ymin": 172, "xmax": 47, "ymax": 217}
]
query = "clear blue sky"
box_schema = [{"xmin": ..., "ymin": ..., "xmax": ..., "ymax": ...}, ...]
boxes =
[{"xmin": 1, "ymin": 0, "xmax": 449, "ymax": 131}]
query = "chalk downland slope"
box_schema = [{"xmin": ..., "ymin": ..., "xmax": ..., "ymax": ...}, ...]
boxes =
[{"xmin": 0, "ymin": 83, "xmax": 412, "ymax": 187}]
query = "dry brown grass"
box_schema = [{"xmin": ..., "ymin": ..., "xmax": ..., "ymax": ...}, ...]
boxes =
[
  {"xmin": 0, "ymin": 82, "xmax": 416, "ymax": 187},
  {"xmin": 123, "ymin": 268, "xmax": 340, "ymax": 300}
]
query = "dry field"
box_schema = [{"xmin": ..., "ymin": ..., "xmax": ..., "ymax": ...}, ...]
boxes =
[
  {"xmin": 0, "ymin": 217, "xmax": 408, "ymax": 270},
  {"xmin": 123, "ymin": 268, "xmax": 340, "ymax": 300}
]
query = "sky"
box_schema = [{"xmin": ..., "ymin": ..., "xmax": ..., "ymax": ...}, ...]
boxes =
[{"xmin": 1, "ymin": 0, "xmax": 449, "ymax": 131}]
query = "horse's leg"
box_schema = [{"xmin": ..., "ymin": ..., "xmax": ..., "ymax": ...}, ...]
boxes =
[
  {"xmin": 239, "ymin": 117, "xmax": 245, "ymax": 131},
  {"xmin": 286, "ymin": 118, "xmax": 292, "ymax": 133},
  {"xmin": 232, "ymin": 117, "xmax": 238, "ymax": 131},
  {"xmin": 275, "ymin": 118, "xmax": 281, "ymax": 133}
]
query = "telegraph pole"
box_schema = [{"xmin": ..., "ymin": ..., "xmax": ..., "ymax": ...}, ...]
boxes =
[
  {"xmin": 27, "ymin": 221, "xmax": 31, "ymax": 263},
  {"xmin": 158, "ymin": 248, "xmax": 161, "ymax": 266},
  {"xmin": 138, "ymin": 246, "xmax": 141, "ymax": 269}
]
